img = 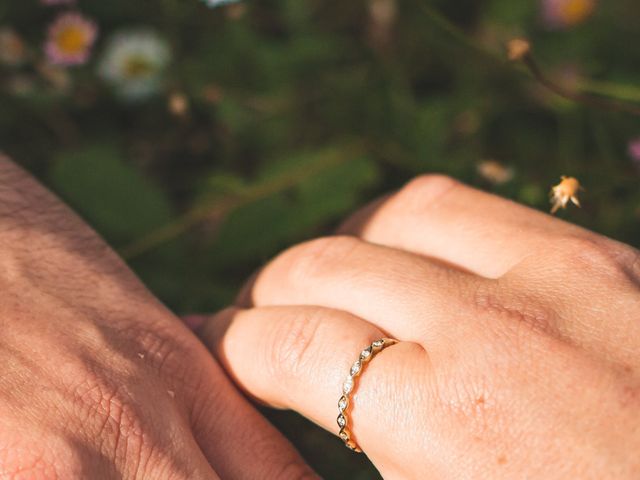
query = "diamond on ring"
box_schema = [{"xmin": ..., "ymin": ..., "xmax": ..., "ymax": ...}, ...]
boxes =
[
  {"xmin": 359, "ymin": 346, "xmax": 372, "ymax": 361},
  {"xmin": 342, "ymin": 376, "xmax": 354, "ymax": 394}
]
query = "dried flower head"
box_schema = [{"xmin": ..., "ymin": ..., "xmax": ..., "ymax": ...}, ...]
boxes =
[
  {"xmin": 477, "ymin": 160, "xmax": 514, "ymax": 185},
  {"xmin": 168, "ymin": 92, "xmax": 189, "ymax": 116},
  {"xmin": 45, "ymin": 12, "xmax": 98, "ymax": 66},
  {"xmin": 541, "ymin": 0, "xmax": 596, "ymax": 29},
  {"xmin": 550, "ymin": 176, "xmax": 583, "ymax": 214},
  {"xmin": 368, "ymin": 0, "xmax": 397, "ymax": 48}
]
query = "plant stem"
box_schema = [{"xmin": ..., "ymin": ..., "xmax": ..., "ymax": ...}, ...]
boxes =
[
  {"xmin": 520, "ymin": 53, "xmax": 640, "ymax": 116},
  {"xmin": 578, "ymin": 79, "xmax": 640, "ymax": 104},
  {"xmin": 120, "ymin": 143, "xmax": 364, "ymax": 259},
  {"xmin": 417, "ymin": 2, "xmax": 640, "ymax": 116},
  {"xmin": 416, "ymin": 2, "xmax": 511, "ymax": 69}
]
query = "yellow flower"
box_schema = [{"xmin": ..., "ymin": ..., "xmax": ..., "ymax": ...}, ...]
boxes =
[
  {"xmin": 561, "ymin": 0, "xmax": 595, "ymax": 25},
  {"xmin": 542, "ymin": 0, "xmax": 595, "ymax": 29}
]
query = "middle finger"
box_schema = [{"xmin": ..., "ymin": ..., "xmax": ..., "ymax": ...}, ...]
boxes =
[{"xmin": 238, "ymin": 235, "xmax": 489, "ymax": 347}]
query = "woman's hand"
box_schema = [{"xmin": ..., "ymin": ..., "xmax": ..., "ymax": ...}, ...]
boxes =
[
  {"xmin": 0, "ymin": 156, "xmax": 315, "ymax": 479},
  {"xmin": 201, "ymin": 175, "xmax": 640, "ymax": 479}
]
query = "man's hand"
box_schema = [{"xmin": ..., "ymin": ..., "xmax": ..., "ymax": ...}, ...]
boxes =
[
  {"xmin": 201, "ymin": 175, "xmax": 640, "ymax": 479},
  {"xmin": 0, "ymin": 155, "xmax": 316, "ymax": 479}
]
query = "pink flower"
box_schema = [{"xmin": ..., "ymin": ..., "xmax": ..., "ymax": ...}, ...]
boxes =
[
  {"xmin": 541, "ymin": 0, "xmax": 596, "ymax": 29},
  {"xmin": 628, "ymin": 138, "xmax": 640, "ymax": 169},
  {"xmin": 44, "ymin": 12, "xmax": 97, "ymax": 66}
]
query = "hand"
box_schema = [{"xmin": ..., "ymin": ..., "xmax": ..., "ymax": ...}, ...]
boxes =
[
  {"xmin": 200, "ymin": 175, "xmax": 640, "ymax": 479},
  {"xmin": 0, "ymin": 156, "xmax": 316, "ymax": 479}
]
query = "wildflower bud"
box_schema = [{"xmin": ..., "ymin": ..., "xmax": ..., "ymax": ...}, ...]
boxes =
[
  {"xmin": 477, "ymin": 160, "xmax": 514, "ymax": 185},
  {"xmin": 7, "ymin": 74, "xmax": 35, "ymax": 96},
  {"xmin": 37, "ymin": 62, "xmax": 72, "ymax": 91},
  {"xmin": 628, "ymin": 138, "xmax": 640, "ymax": 172},
  {"xmin": 0, "ymin": 28, "xmax": 28, "ymax": 66},
  {"xmin": 368, "ymin": 0, "xmax": 397, "ymax": 49},
  {"xmin": 202, "ymin": 84, "xmax": 223, "ymax": 104},
  {"xmin": 507, "ymin": 38, "xmax": 531, "ymax": 61},
  {"xmin": 168, "ymin": 92, "xmax": 189, "ymax": 116},
  {"xmin": 226, "ymin": 3, "xmax": 247, "ymax": 19}
]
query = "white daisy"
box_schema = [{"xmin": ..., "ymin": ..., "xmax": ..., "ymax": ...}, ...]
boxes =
[{"xmin": 98, "ymin": 29, "xmax": 171, "ymax": 101}]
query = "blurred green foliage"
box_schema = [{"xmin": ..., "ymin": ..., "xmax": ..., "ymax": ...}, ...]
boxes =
[{"xmin": 1, "ymin": 0, "xmax": 640, "ymax": 477}]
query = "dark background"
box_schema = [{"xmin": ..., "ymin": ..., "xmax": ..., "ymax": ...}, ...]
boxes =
[{"xmin": 2, "ymin": 0, "xmax": 639, "ymax": 477}]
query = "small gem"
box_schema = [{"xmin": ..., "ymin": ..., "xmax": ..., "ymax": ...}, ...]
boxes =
[
  {"xmin": 338, "ymin": 395, "xmax": 348, "ymax": 411},
  {"xmin": 337, "ymin": 414, "xmax": 346, "ymax": 428},
  {"xmin": 350, "ymin": 361, "xmax": 362, "ymax": 376},
  {"xmin": 343, "ymin": 376, "xmax": 354, "ymax": 394},
  {"xmin": 360, "ymin": 346, "xmax": 372, "ymax": 360},
  {"xmin": 372, "ymin": 339, "xmax": 384, "ymax": 348},
  {"xmin": 339, "ymin": 430, "xmax": 349, "ymax": 441}
]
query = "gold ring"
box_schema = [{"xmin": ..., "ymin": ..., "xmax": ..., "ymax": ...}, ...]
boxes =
[{"xmin": 337, "ymin": 338, "xmax": 397, "ymax": 453}]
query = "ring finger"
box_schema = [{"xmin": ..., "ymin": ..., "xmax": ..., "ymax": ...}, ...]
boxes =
[{"xmin": 198, "ymin": 305, "xmax": 430, "ymax": 472}]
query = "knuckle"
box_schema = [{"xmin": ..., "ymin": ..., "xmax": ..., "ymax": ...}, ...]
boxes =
[
  {"xmin": 125, "ymin": 322, "xmax": 205, "ymax": 393},
  {"xmin": 607, "ymin": 240, "xmax": 640, "ymax": 285},
  {"xmin": 395, "ymin": 174, "xmax": 460, "ymax": 210},
  {"xmin": 278, "ymin": 236, "xmax": 362, "ymax": 285},
  {"xmin": 554, "ymin": 236, "xmax": 636, "ymax": 282},
  {"xmin": 470, "ymin": 278, "xmax": 557, "ymax": 337},
  {"xmin": 267, "ymin": 309, "xmax": 325, "ymax": 382},
  {"xmin": 134, "ymin": 325, "xmax": 185, "ymax": 379}
]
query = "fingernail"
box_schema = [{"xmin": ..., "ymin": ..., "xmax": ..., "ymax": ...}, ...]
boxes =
[{"xmin": 181, "ymin": 314, "xmax": 207, "ymax": 331}]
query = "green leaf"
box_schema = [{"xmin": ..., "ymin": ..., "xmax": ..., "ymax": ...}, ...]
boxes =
[
  {"xmin": 206, "ymin": 150, "xmax": 380, "ymax": 268},
  {"xmin": 293, "ymin": 155, "xmax": 380, "ymax": 231},
  {"xmin": 50, "ymin": 145, "xmax": 174, "ymax": 246}
]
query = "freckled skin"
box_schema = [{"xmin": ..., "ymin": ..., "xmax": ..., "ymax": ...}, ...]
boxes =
[{"xmin": 202, "ymin": 174, "xmax": 640, "ymax": 479}]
